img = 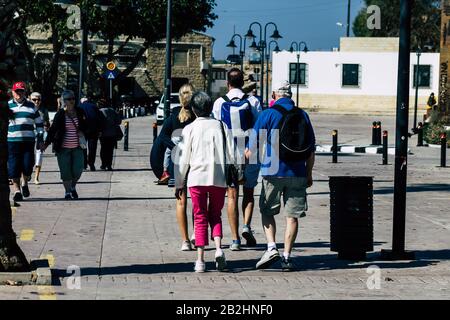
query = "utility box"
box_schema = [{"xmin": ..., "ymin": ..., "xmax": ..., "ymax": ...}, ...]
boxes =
[{"xmin": 329, "ymin": 176, "xmax": 374, "ymax": 260}]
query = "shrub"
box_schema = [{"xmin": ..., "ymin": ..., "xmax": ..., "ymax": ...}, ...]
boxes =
[{"xmin": 423, "ymin": 115, "xmax": 450, "ymax": 147}]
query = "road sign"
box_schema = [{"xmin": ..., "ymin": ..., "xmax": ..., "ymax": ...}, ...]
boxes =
[
  {"xmin": 104, "ymin": 70, "xmax": 117, "ymax": 80},
  {"xmin": 106, "ymin": 61, "xmax": 116, "ymax": 71}
]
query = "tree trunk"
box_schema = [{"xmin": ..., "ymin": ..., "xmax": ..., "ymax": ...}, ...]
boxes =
[{"xmin": 0, "ymin": 101, "xmax": 30, "ymax": 272}]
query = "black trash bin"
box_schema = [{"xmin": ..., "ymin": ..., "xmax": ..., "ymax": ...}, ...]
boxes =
[{"xmin": 329, "ymin": 176, "xmax": 374, "ymax": 260}]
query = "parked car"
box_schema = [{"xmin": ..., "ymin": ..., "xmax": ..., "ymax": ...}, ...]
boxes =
[{"xmin": 155, "ymin": 93, "xmax": 180, "ymax": 124}]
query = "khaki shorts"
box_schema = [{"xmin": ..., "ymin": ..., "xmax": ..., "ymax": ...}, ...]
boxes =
[{"xmin": 259, "ymin": 177, "xmax": 308, "ymax": 218}]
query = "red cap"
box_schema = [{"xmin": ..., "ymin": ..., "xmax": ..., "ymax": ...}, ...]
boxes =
[{"xmin": 12, "ymin": 82, "xmax": 26, "ymax": 91}]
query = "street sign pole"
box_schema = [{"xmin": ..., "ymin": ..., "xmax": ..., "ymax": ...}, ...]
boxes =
[{"xmin": 381, "ymin": 0, "xmax": 415, "ymax": 261}]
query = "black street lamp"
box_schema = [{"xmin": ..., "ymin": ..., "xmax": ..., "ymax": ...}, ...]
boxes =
[
  {"xmin": 226, "ymin": 33, "xmax": 246, "ymax": 71},
  {"xmin": 265, "ymin": 40, "xmax": 280, "ymax": 106},
  {"xmin": 380, "ymin": 0, "xmax": 415, "ymax": 261},
  {"xmin": 53, "ymin": 0, "xmax": 114, "ymax": 102},
  {"xmin": 413, "ymin": 47, "xmax": 422, "ymax": 132},
  {"xmin": 245, "ymin": 22, "xmax": 282, "ymax": 106},
  {"xmin": 289, "ymin": 41, "xmax": 308, "ymax": 107},
  {"xmin": 163, "ymin": 0, "xmax": 172, "ymax": 120}
]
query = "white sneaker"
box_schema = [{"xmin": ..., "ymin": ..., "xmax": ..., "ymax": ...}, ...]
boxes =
[
  {"xmin": 215, "ymin": 250, "xmax": 227, "ymax": 271},
  {"xmin": 194, "ymin": 260, "xmax": 205, "ymax": 273},
  {"xmin": 256, "ymin": 248, "xmax": 280, "ymax": 269},
  {"xmin": 180, "ymin": 240, "xmax": 192, "ymax": 251}
]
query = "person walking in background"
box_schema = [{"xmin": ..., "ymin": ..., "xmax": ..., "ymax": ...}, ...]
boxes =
[
  {"xmin": 99, "ymin": 100, "xmax": 122, "ymax": 171},
  {"xmin": 7, "ymin": 82, "xmax": 44, "ymax": 202},
  {"xmin": 212, "ymin": 68, "xmax": 262, "ymax": 251},
  {"xmin": 175, "ymin": 91, "xmax": 236, "ymax": 272},
  {"xmin": 159, "ymin": 83, "xmax": 196, "ymax": 251},
  {"xmin": 30, "ymin": 92, "xmax": 50, "ymax": 185},
  {"xmin": 42, "ymin": 90, "xmax": 87, "ymax": 200},
  {"xmin": 246, "ymin": 80, "xmax": 316, "ymax": 271},
  {"xmin": 79, "ymin": 93, "xmax": 100, "ymax": 171}
]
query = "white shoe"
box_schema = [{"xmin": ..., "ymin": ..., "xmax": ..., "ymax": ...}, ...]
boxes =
[
  {"xmin": 194, "ymin": 260, "xmax": 205, "ymax": 273},
  {"xmin": 180, "ymin": 240, "xmax": 192, "ymax": 251},
  {"xmin": 215, "ymin": 250, "xmax": 227, "ymax": 271}
]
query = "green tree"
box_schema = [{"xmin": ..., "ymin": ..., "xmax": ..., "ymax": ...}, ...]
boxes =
[
  {"xmin": 8, "ymin": 0, "xmax": 217, "ymax": 99},
  {"xmin": 353, "ymin": 0, "xmax": 441, "ymax": 51}
]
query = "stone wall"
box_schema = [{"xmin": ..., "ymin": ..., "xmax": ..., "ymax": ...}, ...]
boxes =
[
  {"xmin": 340, "ymin": 37, "xmax": 399, "ymax": 52},
  {"xmin": 144, "ymin": 32, "xmax": 213, "ymax": 97},
  {"xmin": 298, "ymin": 94, "xmax": 429, "ymax": 116}
]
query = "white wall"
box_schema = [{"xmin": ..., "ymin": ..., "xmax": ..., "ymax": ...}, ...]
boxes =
[{"xmin": 272, "ymin": 51, "xmax": 440, "ymax": 98}]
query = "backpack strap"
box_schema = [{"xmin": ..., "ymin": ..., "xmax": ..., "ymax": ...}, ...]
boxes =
[
  {"xmin": 222, "ymin": 94, "xmax": 249, "ymax": 103},
  {"xmin": 272, "ymin": 104, "xmax": 288, "ymax": 116}
]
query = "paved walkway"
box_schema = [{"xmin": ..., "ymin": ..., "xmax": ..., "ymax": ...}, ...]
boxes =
[{"xmin": 1, "ymin": 114, "xmax": 449, "ymax": 300}]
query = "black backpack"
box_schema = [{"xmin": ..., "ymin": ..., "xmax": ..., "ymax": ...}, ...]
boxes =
[{"xmin": 272, "ymin": 105, "xmax": 313, "ymax": 161}]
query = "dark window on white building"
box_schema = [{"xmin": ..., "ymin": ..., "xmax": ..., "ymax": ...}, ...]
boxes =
[{"xmin": 342, "ymin": 64, "xmax": 361, "ymax": 87}]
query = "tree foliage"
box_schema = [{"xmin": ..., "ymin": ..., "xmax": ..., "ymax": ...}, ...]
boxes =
[
  {"xmin": 2, "ymin": 0, "xmax": 217, "ymax": 99},
  {"xmin": 353, "ymin": 0, "xmax": 441, "ymax": 51}
]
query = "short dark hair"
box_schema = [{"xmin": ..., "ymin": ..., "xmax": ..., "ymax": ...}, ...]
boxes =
[
  {"xmin": 227, "ymin": 68, "xmax": 244, "ymax": 89},
  {"xmin": 190, "ymin": 91, "xmax": 212, "ymax": 117}
]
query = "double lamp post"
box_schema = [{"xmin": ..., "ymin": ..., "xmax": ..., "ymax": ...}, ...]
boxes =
[{"xmin": 227, "ymin": 22, "xmax": 282, "ymax": 106}]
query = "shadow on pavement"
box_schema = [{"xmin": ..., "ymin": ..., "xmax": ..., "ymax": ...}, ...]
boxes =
[{"xmin": 50, "ymin": 249, "xmax": 448, "ymax": 278}]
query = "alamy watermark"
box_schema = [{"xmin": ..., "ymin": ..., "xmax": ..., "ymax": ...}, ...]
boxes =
[
  {"xmin": 66, "ymin": 265, "xmax": 81, "ymax": 290},
  {"xmin": 366, "ymin": 265, "xmax": 381, "ymax": 290},
  {"xmin": 367, "ymin": 5, "xmax": 381, "ymax": 30}
]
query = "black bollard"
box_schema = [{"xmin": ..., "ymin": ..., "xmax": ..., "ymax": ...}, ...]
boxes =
[
  {"xmin": 332, "ymin": 130, "xmax": 338, "ymax": 163},
  {"xmin": 124, "ymin": 121, "xmax": 129, "ymax": 151},
  {"xmin": 382, "ymin": 130, "xmax": 388, "ymax": 165},
  {"xmin": 372, "ymin": 122, "xmax": 377, "ymax": 145},
  {"xmin": 441, "ymin": 132, "xmax": 447, "ymax": 168},
  {"xmin": 417, "ymin": 122, "xmax": 424, "ymax": 147},
  {"xmin": 376, "ymin": 121, "xmax": 382, "ymax": 145},
  {"xmin": 153, "ymin": 122, "xmax": 158, "ymax": 143}
]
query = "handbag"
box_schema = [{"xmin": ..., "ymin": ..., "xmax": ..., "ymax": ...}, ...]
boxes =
[
  {"xmin": 68, "ymin": 114, "xmax": 87, "ymax": 149},
  {"xmin": 219, "ymin": 121, "xmax": 245, "ymax": 187},
  {"xmin": 115, "ymin": 125, "xmax": 124, "ymax": 141}
]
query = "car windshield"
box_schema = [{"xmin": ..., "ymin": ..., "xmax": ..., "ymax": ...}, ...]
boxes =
[
  {"xmin": 169, "ymin": 95, "xmax": 179, "ymax": 103},
  {"xmin": 162, "ymin": 95, "xmax": 180, "ymax": 104}
]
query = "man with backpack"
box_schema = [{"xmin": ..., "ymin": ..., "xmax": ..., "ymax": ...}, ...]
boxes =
[
  {"xmin": 245, "ymin": 80, "xmax": 315, "ymax": 271},
  {"xmin": 212, "ymin": 68, "xmax": 262, "ymax": 250}
]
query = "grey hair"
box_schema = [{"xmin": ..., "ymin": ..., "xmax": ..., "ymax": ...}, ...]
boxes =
[
  {"xmin": 60, "ymin": 89, "xmax": 76, "ymax": 108},
  {"xmin": 30, "ymin": 92, "xmax": 41, "ymax": 98},
  {"xmin": 190, "ymin": 91, "xmax": 212, "ymax": 117},
  {"xmin": 275, "ymin": 87, "xmax": 292, "ymax": 98},
  {"xmin": 274, "ymin": 80, "xmax": 292, "ymax": 98}
]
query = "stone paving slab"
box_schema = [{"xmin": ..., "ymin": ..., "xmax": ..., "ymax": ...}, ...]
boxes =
[{"xmin": 1, "ymin": 114, "xmax": 449, "ymax": 300}]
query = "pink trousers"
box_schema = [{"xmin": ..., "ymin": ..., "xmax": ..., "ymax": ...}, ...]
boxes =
[{"xmin": 189, "ymin": 186, "xmax": 227, "ymax": 247}]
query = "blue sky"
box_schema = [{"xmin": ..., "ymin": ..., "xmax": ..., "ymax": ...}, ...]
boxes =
[{"xmin": 206, "ymin": 0, "xmax": 365, "ymax": 59}]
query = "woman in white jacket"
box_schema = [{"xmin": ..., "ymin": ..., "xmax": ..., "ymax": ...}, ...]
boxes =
[{"xmin": 175, "ymin": 91, "xmax": 236, "ymax": 273}]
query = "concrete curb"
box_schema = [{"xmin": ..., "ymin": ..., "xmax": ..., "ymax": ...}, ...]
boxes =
[
  {"xmin": 0, "ymin": 259, "xmax": 51, "ymax": 286},
  {"xmin": 316, "ymin": 144, "xmax": 409, "ymax": 155}
]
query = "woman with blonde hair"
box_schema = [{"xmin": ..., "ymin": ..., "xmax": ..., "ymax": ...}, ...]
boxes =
[{"xmin": 158, "ymin": 83, "xmax": 196, "ymax": 250}]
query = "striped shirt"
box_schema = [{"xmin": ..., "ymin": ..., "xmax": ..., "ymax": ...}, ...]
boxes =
[
  {"xmin": 8, "ymin": 99, "xmax": 44, "ymax": 142},
  {"xmin": 62, "ymin": 116, "xmax": 80, "ymax": 149}
]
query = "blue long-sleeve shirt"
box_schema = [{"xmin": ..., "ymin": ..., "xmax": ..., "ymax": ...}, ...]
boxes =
[{"xmin": 247, "ymin": 98, "xmax": 315, "ymax": 177}]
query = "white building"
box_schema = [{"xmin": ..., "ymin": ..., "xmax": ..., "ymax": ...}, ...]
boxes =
[{"xmin": 271, "ymin": 38, "xmax": 440, "ymax": 115}]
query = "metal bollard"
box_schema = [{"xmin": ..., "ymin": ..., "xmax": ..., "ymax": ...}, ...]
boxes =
[
  {"xmin": 124, "ymin": 121, "xmax": 129, "ymax": 151},
  {"xmin": 417, "ymin": 122, "xmax": 424, "ymax": 147},
  {"xmin": 332, "ymin": 130, "xmax": 338, "ymax": 163},
  {"xmin": 133, "ymin": 107, "xmax": 136, "ymax": 117},
  {"xmin": 376, "ymin": 121, "xmax": 382, "ymax": 145},
  {"xmin": 372, "ymin": 122, "xmax": 377, "ymax": 145},
  {"xmin": 153, "ymin": 122, "xmax": 158, "ymax": 143},
  {"xmin": 382, "ymin": 130, "xmax": 388, "ymax": 165},
  {"xmin": 441, "ymin": 132, "xmax": 447, "ymax": 168}
]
